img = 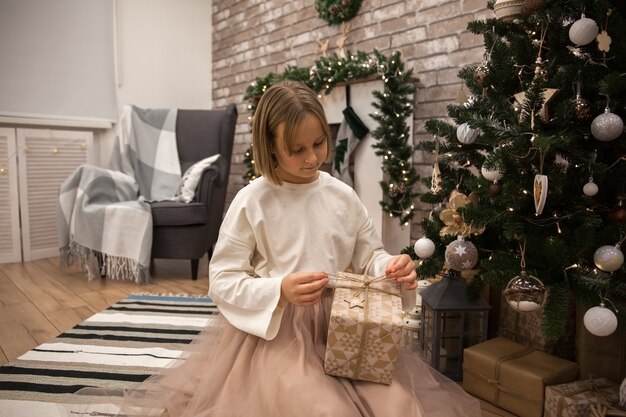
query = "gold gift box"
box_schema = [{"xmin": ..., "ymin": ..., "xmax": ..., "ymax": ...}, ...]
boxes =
[
  {"xmin": 544, "ymin": 377, "xmax": 620, "ymax": 417},
  {"xmin": 463, "ymin": 337, "xmax": 579, "ymax": 417},
  {"xmin": 324, "ymin": 272, "xmax": 403, "ymax": 385}
]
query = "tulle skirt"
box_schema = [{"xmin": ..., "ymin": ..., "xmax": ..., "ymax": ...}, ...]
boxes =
[{"xmin": 71, "ymin": 291, "xmax": 481, "ymax": 417}]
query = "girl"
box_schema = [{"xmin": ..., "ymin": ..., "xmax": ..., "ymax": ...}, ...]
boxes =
[{"xmin": 123, "ymin": 81, "xmax": 482, "ymax": 416}]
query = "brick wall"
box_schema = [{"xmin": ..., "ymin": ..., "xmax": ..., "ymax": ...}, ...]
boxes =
[{"xmin": 212, "ymin": 0, "xmax": 492, "ymax": 239}]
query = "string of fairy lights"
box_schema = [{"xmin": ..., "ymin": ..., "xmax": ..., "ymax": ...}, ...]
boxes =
[{"xmin": 242, "ymin": 50, "xmax": 418, "ymax": 226}]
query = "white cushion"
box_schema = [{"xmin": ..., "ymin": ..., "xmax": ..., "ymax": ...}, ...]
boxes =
[{"xmin": 174, "ymin": 154, "xmax": 220, "ymax": 203}]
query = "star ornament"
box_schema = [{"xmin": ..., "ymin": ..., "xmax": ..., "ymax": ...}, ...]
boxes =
[
  {"xmin": 514, "ymin": 88, "xmax": 559, "ymax": 122},
  {"xmin": 344, "ymin": 295, "xmax": 365, "ymax": 309},
  {"xmin": 454, "ymin": 245, "xmax": 467, "ymax": 256}
]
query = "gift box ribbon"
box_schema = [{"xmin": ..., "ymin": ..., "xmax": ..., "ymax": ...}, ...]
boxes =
[
  {"xmin": 463, "ymin": 346, "xmax": 541, "ymax": 405},
  {"xmin": 328, "ymin": 272, "xmax": 401, "ymax": 308},
  {"xmin": 328, "ymin": 271, "xmax": 401, "ymax": 379}
]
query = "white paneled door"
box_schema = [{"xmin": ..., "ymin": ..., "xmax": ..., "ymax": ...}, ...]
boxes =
[
  {"xmin": 0, "ymin": 128, "xmax": 22, "ymax": 263},
  {"xmin": 0, "ymin": 128, "xmax": 94, "ymax": 263},
  {"xmin": 17, "ymin": 128, "xmax": 94, "ymax": 261}
]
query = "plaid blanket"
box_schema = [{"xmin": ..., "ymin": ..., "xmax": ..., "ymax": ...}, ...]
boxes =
[{"xmin": 57, "ymin": 106, "xmax": 181, "ymax": 284}]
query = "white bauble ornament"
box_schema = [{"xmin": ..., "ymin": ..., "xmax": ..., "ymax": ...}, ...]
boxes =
[
  {"xmin": 593, "ymin": 245, "xmax": 624, "ymax": 272},
  {"xmin": 445, "ymin": 237, "xmax": 478, "ymax": 271},
  {"xmin": 569, "ymin": 14, "xmax": 599, "ymax": 46},
  {"xmin": 456, "ymin": 123, "xmax": 480, "ymax": 144},
  {"xmin": 591, "ymin": 109, "xmax": 624, "ymax": 141},
  {"xmin": 493, "ymin": 0, "xmax": 524, "ymax": 22},
  {"xmin": 582, "ymin": 179, "xmax": 598, "ymax": 197},
  {"xmin": 481, "ymin": 164, "xmax": 503, "ymax": 181},
  {"xmin": 584, "ymin": 303, "xmax": 618, "ymax": 337},
  {"xmin": 414, "ymin": 237, "xmax": 436, "ymax": 259}
]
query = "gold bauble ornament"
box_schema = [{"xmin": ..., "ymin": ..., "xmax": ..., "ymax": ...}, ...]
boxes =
[
  {"xmin": 572, "ymin": 96, "xmax": 592, "ymax": 121},
  {"xmin": 474, "ymin": 63, "xmax": 490, "ymax": 88}
]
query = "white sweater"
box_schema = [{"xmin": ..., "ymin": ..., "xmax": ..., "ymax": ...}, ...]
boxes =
[{"xmin": 208, "ymin": 172, "xmax": 412, "ymax": 340}]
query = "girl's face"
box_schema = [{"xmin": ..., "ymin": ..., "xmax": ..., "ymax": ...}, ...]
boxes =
[{"xmin": 274, "ymin": 113, "xmax": 328, "ymax": 184}]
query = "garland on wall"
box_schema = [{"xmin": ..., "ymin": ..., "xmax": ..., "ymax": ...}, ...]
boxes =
[
  {"xmin": 243, "ymin": 50, "xmax": 419, "ymax": 225},
  {"xmin": 315, "ymin": 0, "xmax": 362, "ymax": 26}
]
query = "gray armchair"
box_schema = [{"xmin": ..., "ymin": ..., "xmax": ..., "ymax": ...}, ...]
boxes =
[{"xmin": 149, "ymin": 104, "xmax": 237, "ymax": 279}]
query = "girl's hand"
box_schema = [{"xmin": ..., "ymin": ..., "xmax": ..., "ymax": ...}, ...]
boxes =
[
  {"xmin": 280, "ymin": 272, "xmax": 329, "ymax": 306},
  {"xmin": 385, "ymin": 255, "xmax": 417, "ymax": 290}
]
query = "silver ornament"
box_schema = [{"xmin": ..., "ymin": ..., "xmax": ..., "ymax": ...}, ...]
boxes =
[
  {"xmin": 569, "ymin": 15, "xmax": 599, "ymax": 46},
  {"xmin": 591, "ymin": 109, "xmax": 624, "ymax": 141},
  {"xmin": 456, "ymin": 122, "xmax": 480, "ymax": 144},
  {"xmin": 593, "ymin": 245, "xmax": 624, "ymax": 272},
  {"xmin": 583, "ymin": 303, "xmax": 618, "ymax": 337}
]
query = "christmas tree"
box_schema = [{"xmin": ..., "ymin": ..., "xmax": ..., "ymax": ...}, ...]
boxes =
[{"xmin": 410, "ymin": 0, "xmax": 626, "ymax": 342}]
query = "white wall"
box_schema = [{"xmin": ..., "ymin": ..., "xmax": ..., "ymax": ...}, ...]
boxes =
[
  {"xmin": 97, "ymin": 0, "xmax": 213, "ymax": 166},
  {"xmin": 0, "ymin": 0, "xmax": 117, "ymax": 123},
  {"xmin": 114, "ymin": 0, "xmax": 213, "ymax": 111}
]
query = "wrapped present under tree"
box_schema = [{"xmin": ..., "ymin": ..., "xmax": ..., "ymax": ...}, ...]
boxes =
[
  {"xmin": 544, "ymin": 377, "xmax": 620, "ymax": 417},
  {"xmin": 463, "ymin": 337, "xmax": 579, "ymax": 417}
]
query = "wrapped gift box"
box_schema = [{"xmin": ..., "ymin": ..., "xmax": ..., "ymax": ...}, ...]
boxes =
[
  {"xmin": 324, "ymin": 271, "xmax": 403, "ymax": 384},
  {"xmin": 463, "ymin": 336, "xmax": 579, "ymax": 417},
  {"xmin": 499, "ymin": 293, "xmax": 576, "ymax": 360},
  {"xmin": 544, "ymin": 378, "xmax": 620, "ymax": 417}
]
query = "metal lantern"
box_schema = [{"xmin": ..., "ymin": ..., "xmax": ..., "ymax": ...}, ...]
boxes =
[{"xmin": 419, "ymin": 269, "xmax": 490, "ymax": 380}]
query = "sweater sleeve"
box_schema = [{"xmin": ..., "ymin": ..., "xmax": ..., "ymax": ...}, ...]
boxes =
[{"xmin": 208, "ymin": 198, "xmax": 286, "ymax": 340}]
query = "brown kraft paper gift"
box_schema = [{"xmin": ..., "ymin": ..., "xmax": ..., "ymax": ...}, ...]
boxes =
[
  {"xmin": 324, "ymin": 271, "xmax": 403, "ymax": 384},
  {"xmin": 463, "ymin": 336, "xmax": 579, "ymax": 417},
  {"xmin": 544, "ymin": 377, "xmax": 620, "ymax": 417}
]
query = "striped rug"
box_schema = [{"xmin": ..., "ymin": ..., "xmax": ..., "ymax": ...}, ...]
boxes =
[{"xmin": 0, "ymin": 294, "xmax": 218, "ymax": 417}]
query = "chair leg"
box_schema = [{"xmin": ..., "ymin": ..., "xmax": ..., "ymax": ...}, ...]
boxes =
[{"xmin": 191, "ymin": 259, "xmax": 199, "ymax": 280}]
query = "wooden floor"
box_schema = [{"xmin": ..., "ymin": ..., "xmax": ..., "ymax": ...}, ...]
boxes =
[
  {"xmin": 0, "ymin": 256, "xmax": 514, "ymax": 416},
  {"xmin": 0, "ymin": 256, "xmax": 210, "ymax": 366}
]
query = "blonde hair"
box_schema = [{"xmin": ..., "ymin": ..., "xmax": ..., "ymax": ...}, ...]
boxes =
[{"xmin": 252, "ymin": 80, "xmax": 332, "ymax": 185}]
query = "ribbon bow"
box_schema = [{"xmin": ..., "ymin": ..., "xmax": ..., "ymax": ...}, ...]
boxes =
[{"xmin": 439, "ymin": 190, "xmax": 485, "ymax": 237}]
